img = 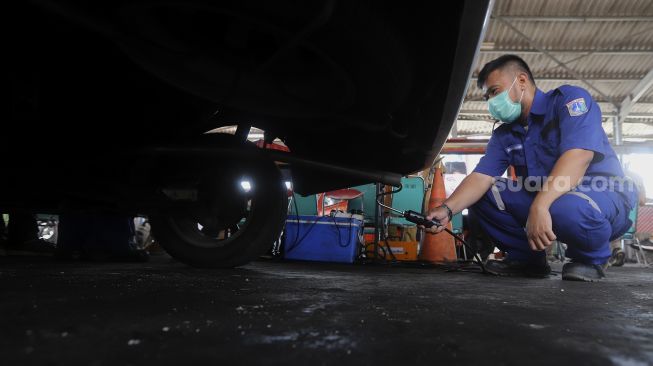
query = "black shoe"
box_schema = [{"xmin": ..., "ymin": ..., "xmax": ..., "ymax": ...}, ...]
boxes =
[
  {"xmin": 485, "ymin": 257, "xmax": 551, "ymax": 278},
  {"xmin": 562, "ymin": 262, "xmax": 606, "ymax": 282}
]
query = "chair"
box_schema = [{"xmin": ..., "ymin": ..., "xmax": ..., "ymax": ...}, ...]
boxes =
[
  {"xmin": 288, "ymin": 193, "xmax": 318, "ymax": 216},
  {"xmin": 451, "ymin": 212, "xmax": 463, "ymax": 235},
  {"xmin": 388, "ymin": 176, "xmax": 425, "ymax": 227},
  {"xmin": 347, "ymin": 184, "xmax": 378, "ymax": 224},
  {"xmin": 383, "ymin": 177, "xmax": 425, "ymax": 243},
  {"xmin": 319, "ymin": 188, "xmax": 363, "ymax": 216},
  {"xmin": 621, "ymin": 205, "xmax": 648, "ymax": 266},
  {"xmin": 450, "ymin": 211, "xmax": 465, "ymax": 258}
]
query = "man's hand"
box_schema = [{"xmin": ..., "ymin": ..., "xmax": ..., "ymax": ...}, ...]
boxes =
[
  {"xmin": 525, "ymin": 148, "xmax": 592, "ymax": 251},
  {"xmin": 422, "ymin": 206, "xmax": 450, "ymax": 234},
  {"xmin": 526, "ymin": 205, "xmax": 556, "ymax": 251}
]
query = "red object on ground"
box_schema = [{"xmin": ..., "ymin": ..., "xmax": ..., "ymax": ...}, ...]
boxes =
[
  {"xmin": 317, "ymin": 195, "xmax": 349, "ymax": 216},
  {"xmin": 324, "ymin": 189, "xmax": 363, "ymax": 200},
  {"xmin": 316, "ymin": 189, "xmax": 362, "ymax": 216},
  {"xmin": 253, "ymin": 139, "xmax": 290, "ymax": 152}
]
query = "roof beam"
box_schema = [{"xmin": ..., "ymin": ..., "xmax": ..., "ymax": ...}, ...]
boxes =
[
  {"xmin": 494, "ymin": 17, "xmax": 616, "ymax": 106},
  {"xmin": 480, "ymin": 49, "xmax": 653, "ymax": 55},
  {"xmin": 618, "ymin": 68, "xmax": 653, "ymax": 124},
  {"xmin": 471, "ymin": 76, "xmax": 643, "ymax": 82},
  {"xmin": 464, "ymin": 98, "xmax": 653, "ymax": 105},
  {"xmin": 458, "ymin": 110, "xmax": 653, "ymax": 120},
  {"xmin": 492, "ymin": 16, "xmax": 653, "ymax": 22},
  {"xmin": 443, "ymin": 142, "xmax": 653, "ymax": 154}
]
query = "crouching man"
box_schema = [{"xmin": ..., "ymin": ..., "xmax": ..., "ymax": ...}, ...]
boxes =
[{"xmin": 426, "ymin": 55, "xmax": 638, "ymax": 281}]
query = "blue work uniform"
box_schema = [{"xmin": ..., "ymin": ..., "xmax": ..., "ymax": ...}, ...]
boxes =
[{"xmin": 471, "ymin": 85, "xmax": 638, "ymax": 264}]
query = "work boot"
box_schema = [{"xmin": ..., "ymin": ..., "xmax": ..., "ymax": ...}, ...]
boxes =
[
  {"xmin": 485, "ymin": 257, "xmax": 551, "ymax": 278},
  {"xmin": 562, "ymin": 262, "xmax": 606, "ymax": 282}
]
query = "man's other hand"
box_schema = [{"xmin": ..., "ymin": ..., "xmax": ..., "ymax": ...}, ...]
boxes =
[{"xmin": 526, "ymin": 205, "xmax": 557, "ymax": 251}]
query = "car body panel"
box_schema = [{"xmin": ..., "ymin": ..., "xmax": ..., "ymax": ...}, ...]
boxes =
[{"xmin": 5, "ymin": 0, "xmax": 492, "ymax": 209}]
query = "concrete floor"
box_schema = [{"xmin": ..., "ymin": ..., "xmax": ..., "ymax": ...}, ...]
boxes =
[{"xmin": 1, "ymin": 254, "xmax": 652, "ymax": 365}]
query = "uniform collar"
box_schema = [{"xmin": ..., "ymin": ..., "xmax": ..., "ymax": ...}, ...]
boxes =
[
  {"xmin": 510, "ymin": 122, "xmax": 527, "ymax": 135},
  {"xmin": 529, "ymin": 88, "xmax": 547, "ymax": 116}
]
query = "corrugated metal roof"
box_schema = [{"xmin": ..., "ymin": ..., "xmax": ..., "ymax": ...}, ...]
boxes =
[
  {"xmin": 492, "ymin": 0, "xmax": 653, "ymax": 17},
  {"xmin": 485, "ymin": 20, "xmax": 653, "ymax": 52},
  {"xmin": 459, "ymin": 0, "xmax": 653, "ymax": 138}
]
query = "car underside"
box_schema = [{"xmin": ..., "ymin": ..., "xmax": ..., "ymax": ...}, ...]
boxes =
[{"xmin": 5, "ymin": 0, "xmax": 491, "ymax": 267}]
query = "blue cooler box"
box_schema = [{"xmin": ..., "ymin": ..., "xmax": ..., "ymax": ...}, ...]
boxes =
[{"xmin": 283, "ymin": 215, "xmax": 363, "ymax": 263}]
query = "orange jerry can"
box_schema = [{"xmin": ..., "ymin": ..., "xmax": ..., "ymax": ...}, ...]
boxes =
[{"xmin": 381, "ymin": 241, "xmax": 418, "ymax": 261}]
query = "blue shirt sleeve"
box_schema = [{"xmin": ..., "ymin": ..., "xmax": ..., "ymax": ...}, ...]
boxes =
[
  {"xmin": 473, "ymin": 132, "xmax": 510, "ymax": 178},
  {"xmin": 557, "ymin": 87, "xmax": 607, "ymax": 162}
]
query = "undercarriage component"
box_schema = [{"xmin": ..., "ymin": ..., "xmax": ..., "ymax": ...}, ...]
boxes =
[{"xmin": 146, "ymin": 143, "xmax": 402, "ymax": 194}]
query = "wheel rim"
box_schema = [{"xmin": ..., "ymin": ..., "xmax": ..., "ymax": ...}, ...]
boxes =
[
  {"xmin": 166, "ymin": 197, "xmax": 254, "ymax": 249},
  {"xmin": 164, "ymin": 172, "xmax": 259, "ymax": 249}
]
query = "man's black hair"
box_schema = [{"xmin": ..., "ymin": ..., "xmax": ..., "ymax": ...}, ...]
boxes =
[{"xmin": 477, "ymin": 54, "xmax": 536, "ymax": 89}]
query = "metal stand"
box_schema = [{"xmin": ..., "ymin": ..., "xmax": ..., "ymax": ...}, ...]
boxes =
[
  {"xmin": 623, "ymin": 236, "xmax": 649, "ymax": 266},
  {"xmin": 373, "ymin": 183, "xmax": 383, "ymax": 259}
]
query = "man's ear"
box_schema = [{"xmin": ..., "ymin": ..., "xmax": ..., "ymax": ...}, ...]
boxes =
[{"xmin": 518, "ymin": 72, "xmax": 528, "ymax": 89}]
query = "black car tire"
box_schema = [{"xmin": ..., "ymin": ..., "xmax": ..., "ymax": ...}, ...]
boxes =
[{"xmin": 150, "ymin": 160, "xmax": 287, "ymax": 268}]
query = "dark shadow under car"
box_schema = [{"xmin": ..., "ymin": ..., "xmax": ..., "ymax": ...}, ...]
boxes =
[{"xmin": 5, "ymin": 0, "xmax": 492, "ymax": 267}]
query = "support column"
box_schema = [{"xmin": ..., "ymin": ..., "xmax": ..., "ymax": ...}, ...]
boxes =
[
  {"xmin": 613, "ymin": 114, "xmax": 623, "ymax": 163},
  {"xmin": 613, "ymin": 114, "xmax": 623, "ymax": 146}
]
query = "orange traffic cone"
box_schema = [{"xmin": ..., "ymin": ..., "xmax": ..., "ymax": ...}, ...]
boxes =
[{"xmin": 419, "ymin": 160, "xmax": 456, "ymax": 262}]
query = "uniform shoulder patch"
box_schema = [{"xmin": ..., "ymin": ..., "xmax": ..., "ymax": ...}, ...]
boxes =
[{"xmin": 565, "ymin": 98, "xmax": 588, "ymax": 116}]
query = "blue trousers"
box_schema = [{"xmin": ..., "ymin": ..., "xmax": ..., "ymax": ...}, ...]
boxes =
[{"xmin": 469, "ymin": 179, "xmax": 636, "ymax": 265}]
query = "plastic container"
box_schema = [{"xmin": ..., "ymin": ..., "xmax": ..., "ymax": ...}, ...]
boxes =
[
  {"xmin": 283, "ymin": 215, "xmax": 362, "ymax": 263},
  {"xmin": 378, "ymin": 240, "xmax": 418, "ymax": 261}
]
